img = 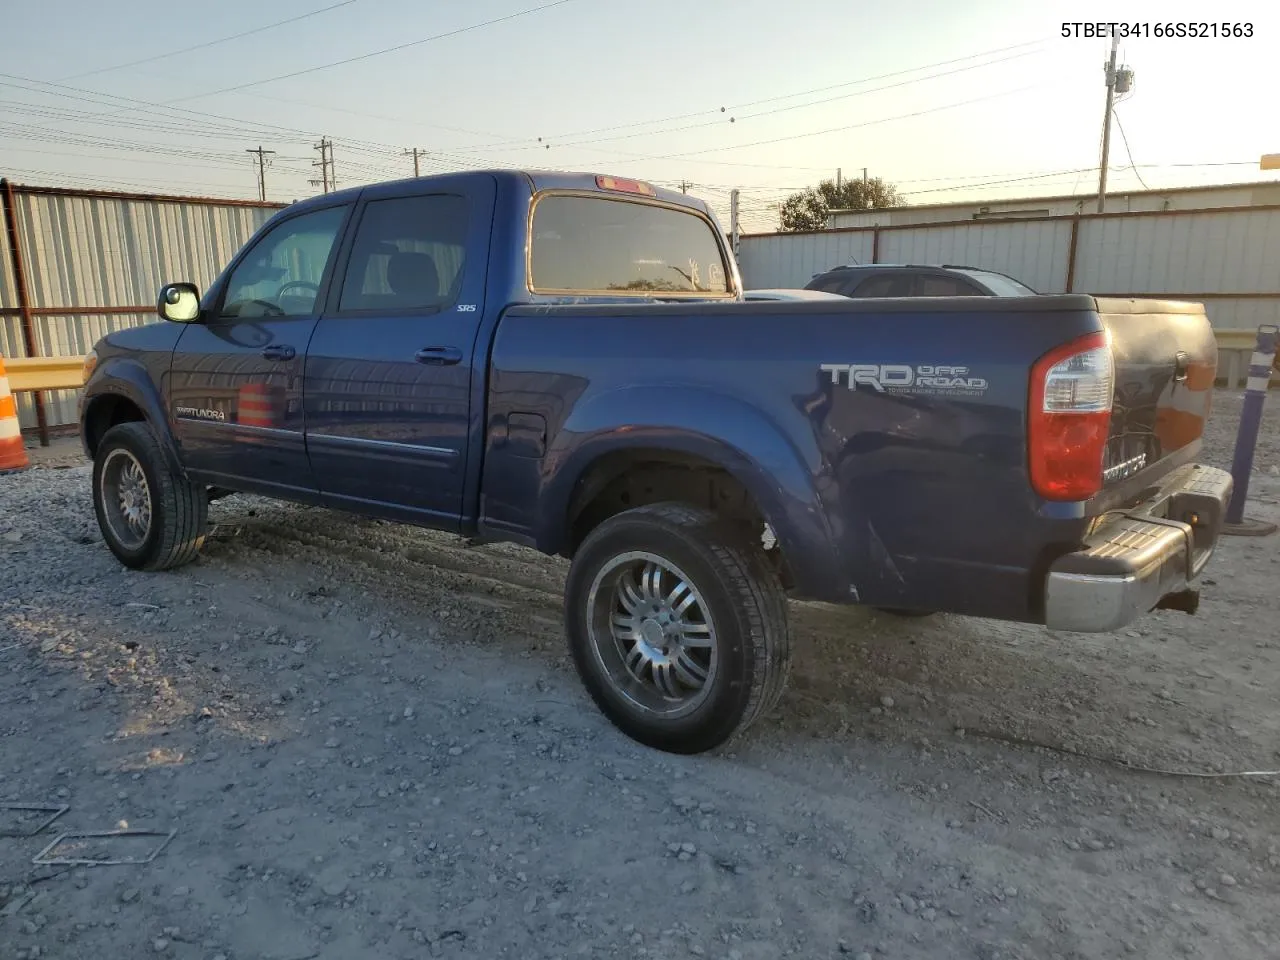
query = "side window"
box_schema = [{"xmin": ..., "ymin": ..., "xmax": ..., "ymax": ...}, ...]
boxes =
[
  {"xmin": 850, "ymin": 274, "xmax": 911, "ymax": 298},
  {"xmin": 219, "ymin": 206, "xmax": 347, "ymax": 318},
  {"xmin": 808, "ymin": 274, "xmax": 849, "ymax": 294},
  {"xmin": 339, "ymin": 195, "xmax": 469, "ymax": 313},
  {"xmin": 914, "ymin": 275, "xmax": 983, "ymax": 297}
]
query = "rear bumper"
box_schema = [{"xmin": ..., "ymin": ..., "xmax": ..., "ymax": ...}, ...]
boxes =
[{"xmin": 1043, "ymin": 464, "xmax": 1232, "ymax": 633}]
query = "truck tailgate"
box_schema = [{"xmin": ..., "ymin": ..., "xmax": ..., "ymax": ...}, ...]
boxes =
[{"xmin": 1095, "ymin": 298, "xmax": 1217, "ymax": 490}]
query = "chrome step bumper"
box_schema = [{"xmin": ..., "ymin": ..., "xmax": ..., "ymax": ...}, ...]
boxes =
[{"xmin": 1044, "ymin": 465, "xmax": 1233, "ymax": 633}]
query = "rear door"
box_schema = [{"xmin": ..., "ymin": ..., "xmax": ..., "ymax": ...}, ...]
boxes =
[
  {"xmin": 170, "ymin": 202, "xmax": 351, "ymax": 492},
  {"xmin": 303, "ymin": 175, "xmax": 495, "ymax": 527}
]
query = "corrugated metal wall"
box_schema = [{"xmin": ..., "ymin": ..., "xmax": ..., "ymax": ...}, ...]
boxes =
[
  {"xmin": 876, "ymin": 220, "xmax": 1073, "ymax": 294},
  {"xmin": 1071, "ymin": 209, "xmax": 1280, "ymax": 294},
  {"xmin": 737, "ymin": 230, "xmax": 875, "ymax": 289},
  {"xmin": 1, "ymin": 183, "xmax": 282, "ymax": 430},
  {"xmin": 11, "ymin": 191, "xmax": 277, "ymax": 310},
  {"xmin": 738, "ymin": 206, "xmax": 1280, "ymax": 333}
]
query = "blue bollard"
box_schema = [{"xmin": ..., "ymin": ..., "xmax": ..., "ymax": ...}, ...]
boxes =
[{"xmin": 1224, "ymin": 324, "xmax": 1278, "ymax": 535}]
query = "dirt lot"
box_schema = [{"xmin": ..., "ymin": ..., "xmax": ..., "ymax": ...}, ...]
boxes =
[{"xmin": 2, "ymin": 390, "xmax": 1279, "ymax": 960}]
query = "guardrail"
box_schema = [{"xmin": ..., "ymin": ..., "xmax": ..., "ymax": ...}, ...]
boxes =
[{"xmin": 4, "ymin": 356, "xmax": 86, "ymax": 392}]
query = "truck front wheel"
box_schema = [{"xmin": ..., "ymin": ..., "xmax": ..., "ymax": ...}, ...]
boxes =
[
  {"xmin": 564, "ymin": 502, "xmax": 790, "ymax": 754},
  {"xmin": 92, "ymin": 421, "xmax": 208, "ymax": 571}
]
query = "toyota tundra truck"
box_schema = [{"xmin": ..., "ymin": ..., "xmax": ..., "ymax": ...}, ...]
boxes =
[{"xmin": 78, "ymin": 169, "xmax": 1231, "ymax": 754}]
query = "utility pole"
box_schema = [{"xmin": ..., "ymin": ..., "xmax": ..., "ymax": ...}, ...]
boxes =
[
  {"xmin": 679, "ymin": 180, "xmax": 691, "ymax": 194},
  {"xmin": 1097, "ymin": 30, "xmax": 1121, "ymax": 213},
  {"xmin": 403, "ymin": 148, "xmax": 425, "ymax": 177},
  {"xmin": 730, "ymin": 189, "xmax": 740, "ymax": 257},
  {"xmin": 246, "ymin": 145, "xmax": 275, "ymax": 202},
  {"xmin": 861, "ymin": 168, "xmax": 868, "ymax": 183},
  {"xmin": 836, "ymin": 168, "xmax": 842, "ymax": 190},
  {"xmin": 310, "ymin": 138, "xmax": 334, "ymax": 194}
]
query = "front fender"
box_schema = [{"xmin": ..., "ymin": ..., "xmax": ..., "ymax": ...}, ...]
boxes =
[
  {"xmin": 537, "ymin": 384, "xmax": 848, "ymax": 602},
  {"xmin": 80, "ymin": 357, "xmax": 183, "ymax": 475}
]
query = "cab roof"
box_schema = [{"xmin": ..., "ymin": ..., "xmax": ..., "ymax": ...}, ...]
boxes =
[{"xmin": 285, "ymin": 169, "xmax": 710, "ymax": 216}]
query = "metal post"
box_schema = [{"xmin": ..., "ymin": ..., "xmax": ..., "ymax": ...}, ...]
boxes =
[
  {"xmin": 1, "ymin": 179, "xmax": 49, "ymax": 446},
  {"xmin": 729, "ymin": 189, "xmax": 740, "ymax": 258},
  {"xmin": 403, "ymin": 148, "xmax": 422, "ymax": 177},
  {"xmin": 1097, "ymin": 31, "xmax": 1120, "ymax": 214},
  {"xmin": 246, "ymin": 146, "xmax": 275, "ymax": 202},
  {"xmin": 1224, "ymin": 324, "xmax": 1278, "ymax": 536},
  {"xmin": 1064, "ymin": 214, "xmax": 1081, "ymax": 292}
]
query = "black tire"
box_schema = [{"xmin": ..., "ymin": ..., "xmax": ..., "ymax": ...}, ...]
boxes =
[
  {"xmin": 92, "ymin": 421, "xmax": 208, "ymax": 571},
  {"xmin": 565, "ymin": 502, "xmax": 790, "ymax": 754}
]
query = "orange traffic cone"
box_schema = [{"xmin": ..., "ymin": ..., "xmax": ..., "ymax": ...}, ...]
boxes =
[{"xmin": 0, "ymin": 355, "xmax": 31, "ymax": 474}]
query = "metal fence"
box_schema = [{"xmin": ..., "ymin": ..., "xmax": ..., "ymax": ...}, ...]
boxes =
[
  {"xmin": 737, "ymin": 204, "xmax": 1280, "ymax": 333},
  {"xmin": 1, "ymin": 179, "xmax": 282, "ymax": 433}
]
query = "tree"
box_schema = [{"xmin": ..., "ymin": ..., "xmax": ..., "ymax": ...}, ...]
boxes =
[{"xmin": 779, "ymin": 176, "xmax": 904, "ymax": 232}]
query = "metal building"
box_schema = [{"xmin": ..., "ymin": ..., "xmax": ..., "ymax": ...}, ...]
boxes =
[{"xmin": 1, "ymin": 180, "xmax": 281, "ymax": 431}]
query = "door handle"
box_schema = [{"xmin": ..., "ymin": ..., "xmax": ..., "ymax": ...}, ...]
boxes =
[
  {"xmin": 414, "ymin": 346, "xmax": 463, "ymax": 366},
  {"xmin": 261, "ymin": 344, "xmax": 296, "ymax": 362}
]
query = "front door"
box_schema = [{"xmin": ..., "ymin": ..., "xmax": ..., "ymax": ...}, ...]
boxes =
[
  {"xmin": 170, "ymin": 202, "xmax": 350, "ymax": 493},
  {"xmin": 304, "ymin": 177, "xmax": 494, "ymax": 526}
]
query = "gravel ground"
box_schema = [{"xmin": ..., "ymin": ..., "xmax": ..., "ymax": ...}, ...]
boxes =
[{"xmin": 2, "ymin": 389, "xmax": 1279, "ymax": 960}]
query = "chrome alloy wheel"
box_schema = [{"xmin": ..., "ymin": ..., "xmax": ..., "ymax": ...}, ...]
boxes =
[
  {"xmin": 99, "ymin": 448, "xmax": 153, "ymax": 549},
  {"xmin": 586, "ymin": 551, "xmax": 718, "ymax": 718}
]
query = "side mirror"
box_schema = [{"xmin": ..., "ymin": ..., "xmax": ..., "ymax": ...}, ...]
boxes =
[{"xmin": 158, "ymin": 282, "xmax": 202, "ymax": 323}]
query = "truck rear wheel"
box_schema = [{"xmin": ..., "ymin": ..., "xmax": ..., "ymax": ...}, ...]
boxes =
[
  {"xmin": 93, "ymin": 421, "xmax": 208, "ymax": 571},
  {"xmin": 565, "ymin": 502, "xmax": 790, "ymax": 754}
]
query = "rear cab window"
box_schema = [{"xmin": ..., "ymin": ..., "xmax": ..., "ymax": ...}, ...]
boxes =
[{"xmin": 529, "ymin": 194, "xmax": 734, "ymax": 298}]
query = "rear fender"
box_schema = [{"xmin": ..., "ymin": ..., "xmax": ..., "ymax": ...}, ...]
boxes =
[
  {"xmin": 537, "ymin": 385, "xmax": 848, "ymax": 601},
  {"xmin": 81, "ymin": 358, "xmax": 183, "ymax": 475}
]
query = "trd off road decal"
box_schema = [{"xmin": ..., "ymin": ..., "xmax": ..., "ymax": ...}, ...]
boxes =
[{"xmin": 819, "ymin": 363, "xmax": 989, "ymax": 397}]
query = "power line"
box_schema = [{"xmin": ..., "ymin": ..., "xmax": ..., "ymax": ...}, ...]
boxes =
[
  {"xmin": 1111, "ymin": 109, "xmax": 1151, "ymax": 190},
  {"xmin": 470, "ymin": 38, "xmax": 1047, "ymax": 150},
  {"xmin": 168, "ymin": 0, "xmax": 580, "ymax": 102},
  {"xmin": 62, "ymin": 0, "xmax": 362, "ymax": 81},
  {"xmin": 651, "ymin": 84, "xmax": 1049, "ymax": 160},
  {"xmin": 540, "ymin": 47, "xmax": 1048, "ymax": 149}
]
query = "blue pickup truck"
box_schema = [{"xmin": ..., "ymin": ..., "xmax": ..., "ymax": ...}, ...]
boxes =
[{"xmin": 79, "ymin": 169, "xmax": 1231, "ymax": 753}]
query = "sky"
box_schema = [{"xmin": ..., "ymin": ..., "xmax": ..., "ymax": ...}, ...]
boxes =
[{"xmin": 1, "ymin": 0, "xmax": 1277, "ymax": 232}]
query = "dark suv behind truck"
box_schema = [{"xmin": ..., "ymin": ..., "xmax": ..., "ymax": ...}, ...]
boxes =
[
  {"xmin": 805, "ymin": 263, "xmax": 1039, "ymax": 298},
  {"xmin": 79, "ymin": 170, "xmax": 1230, "ymax": 755}
]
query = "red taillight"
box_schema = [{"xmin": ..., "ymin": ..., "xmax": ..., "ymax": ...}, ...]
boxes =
[{"xmin": 1029, "ymin": 331, "xmax": 1114, "ymax": 501}]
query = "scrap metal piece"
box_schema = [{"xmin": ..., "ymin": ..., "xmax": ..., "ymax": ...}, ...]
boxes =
[
  {"xmin": 31, "ymin": 829, "xmax": 176, "ymax": 866},
  {"xmin": 0, "ymin": 803, "xmax": 69, "ymax": 838}
]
